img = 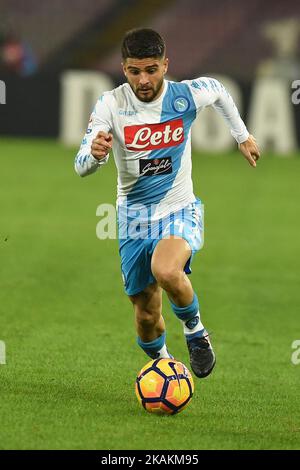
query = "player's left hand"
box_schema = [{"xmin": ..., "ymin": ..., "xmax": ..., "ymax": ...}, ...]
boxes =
[{"xmin": 239, "ymin": 135, "xmax": 260, "ymax": 168}]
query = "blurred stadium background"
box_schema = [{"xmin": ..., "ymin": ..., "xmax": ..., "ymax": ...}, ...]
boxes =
[
  {"xmin": 1, "ymin": 0, "xmax": 300, "ymax": 450},
  {"xmin": 1, "ymin": 0, "xmax": 300, "ymax": 145}
]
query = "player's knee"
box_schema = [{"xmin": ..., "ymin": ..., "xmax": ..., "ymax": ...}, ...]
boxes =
[{"xmin": 153, "ymin": 267, "xmax": 181, "ymax": 291}]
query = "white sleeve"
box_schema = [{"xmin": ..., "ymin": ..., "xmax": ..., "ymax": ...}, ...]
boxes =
[
  {"xmin": 74, "ymin": 93, "xmax": 113, "ymax": 177},
  {"xmin": 185, "ymin": 77, "xmax": 249, "ymax": 144}
]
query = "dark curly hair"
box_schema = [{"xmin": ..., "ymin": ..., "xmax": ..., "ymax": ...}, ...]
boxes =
[{"xmin": 121, "ymin": 28, "xmax": 166, "ymax": 60}]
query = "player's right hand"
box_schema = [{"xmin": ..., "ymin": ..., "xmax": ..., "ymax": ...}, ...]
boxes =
[{"xmin": 91, "ymin": 131, "xmax": 113, "ymax": 160}]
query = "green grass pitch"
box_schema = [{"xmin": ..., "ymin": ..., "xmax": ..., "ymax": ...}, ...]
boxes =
[{"xmin": 0, "ymin": 138, "xmax": 300, "ymax": 449}]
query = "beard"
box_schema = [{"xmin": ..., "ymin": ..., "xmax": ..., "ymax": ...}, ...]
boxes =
[{"xmin": 132, "ymin": 77, "xmax": 164, "ymax": 103}]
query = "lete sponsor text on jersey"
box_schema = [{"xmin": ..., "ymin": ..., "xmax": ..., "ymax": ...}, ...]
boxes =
[{"xmin": 124, "ymin": 119, "xmax": 184, "ymax": 150}]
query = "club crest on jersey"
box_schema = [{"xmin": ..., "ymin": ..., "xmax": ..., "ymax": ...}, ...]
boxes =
[
  {"xmin": 124, "ymin": 119, "xmax": 184, "ymax": 150},
  {"xmin": 139, "ymin": 157, "xmax": 172, "ymax": 176},
  {"xmin": 172, "ymin": 96, "xmax": 190, "ymax": 113}
]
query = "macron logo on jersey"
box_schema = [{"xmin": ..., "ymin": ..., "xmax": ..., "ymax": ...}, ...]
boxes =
[{"xmin": 124, "ymin": 119, "xmax": 184, "ymax": 150}]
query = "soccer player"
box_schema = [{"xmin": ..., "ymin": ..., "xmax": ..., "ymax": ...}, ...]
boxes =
[{"xmin": 75, "ymin": 28, "xmax": 260, "ymax": 378}]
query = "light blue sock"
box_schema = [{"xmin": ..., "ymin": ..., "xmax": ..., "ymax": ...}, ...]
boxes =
[
  {"xmin": 137, "ymin": 332, "xmax": 171, "ymax": 359},
  {"xmin": 170, "ymin": 293, "xmax": 205, "ymax": 341}
]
